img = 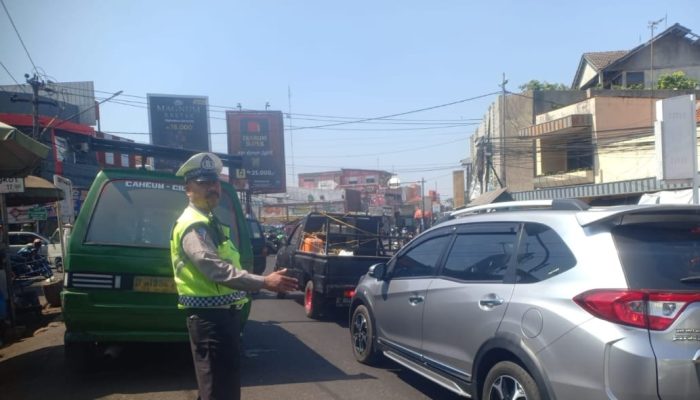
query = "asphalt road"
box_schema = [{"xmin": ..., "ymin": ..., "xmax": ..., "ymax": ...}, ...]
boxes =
[{"xmin": 0, "ymin": 257, "xmax": 463, "ymax": 400}]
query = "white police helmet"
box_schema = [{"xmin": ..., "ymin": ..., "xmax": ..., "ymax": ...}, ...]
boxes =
[{"xmin": 176, "ymin": 152, "xmax": 223, "ymax": 182}]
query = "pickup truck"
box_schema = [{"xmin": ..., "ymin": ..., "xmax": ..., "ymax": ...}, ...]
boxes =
[{"xmin": 274, "ymin": 212, "xmax": 390, "ymax": 318}]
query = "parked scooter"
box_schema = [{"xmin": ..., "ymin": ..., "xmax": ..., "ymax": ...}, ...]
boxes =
[{"xmin": 12, "ymin": 240, "xmax": 53, "ymax": 280}]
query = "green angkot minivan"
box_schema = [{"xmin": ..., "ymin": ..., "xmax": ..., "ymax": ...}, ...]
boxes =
[{"xmin": 61, "ymin": 168, "xmax": 253, "ymax": 367}]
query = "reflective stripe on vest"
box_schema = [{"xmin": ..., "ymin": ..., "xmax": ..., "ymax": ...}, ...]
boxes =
[
  {"xmin": 170, "ymin": 206, "xmax": 248, "ymax": 309},
  {"xmin": 178, "ymin": 291, "xmax": 248, "ymax": 308}
]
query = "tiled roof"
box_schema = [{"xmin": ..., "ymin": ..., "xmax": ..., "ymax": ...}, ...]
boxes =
[{"xmin": 583, "ymin": 51, "xmax": 628, "ymax": 71}]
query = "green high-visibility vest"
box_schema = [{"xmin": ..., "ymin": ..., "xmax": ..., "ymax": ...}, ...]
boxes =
[{"xmin": 170, "ymin": 206, "xmax": 248, "ymax": 309}]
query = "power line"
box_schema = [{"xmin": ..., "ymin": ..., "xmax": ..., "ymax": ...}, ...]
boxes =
[
  {"xmin": 289, "ymin": 116, "xmax": 478, "ymax": 126},
  {"xmin": 103, "ymin": 96, "xmax": 481, "ymax": 127},
  {"xmin": 1, "ymin": 0, "xmax": 37, "ymax": 72},
  {"xmin": 0, "ymin": 60, "xmax": 21, "ymax": 86},
  {"xmin": 286, "ymin": 123, "xmax": 475, "ymax": 132},
  {"xmin": 296, "ymin": 138, "xmax": 466, "ymax": 158},
  {"xmin": 289, "ymin": 91, "xmax": 500, "ymax": 130},
  {"xmin": 290, "ymin": 112, "xmax": 483, "ymax": 122},
  {"xmin": 505, "ymin": 90, "xmax": 572, "ymax": 108},
  {"xmin": 45, "ymin": 83, "xmax": 490, "ymax": 127}
]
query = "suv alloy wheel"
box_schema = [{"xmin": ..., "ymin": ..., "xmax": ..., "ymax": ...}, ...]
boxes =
[
  {"xmin": 483, "ymin": 361, "xmax": 540, "ymax": 400},
  {"xmin": 350, "ymin": 305, "xmax": 379, "ymax": 365}
]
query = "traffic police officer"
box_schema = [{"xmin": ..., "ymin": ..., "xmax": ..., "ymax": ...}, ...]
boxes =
[{"xmin": 171, "ymin": 152, "xmax": 297, "ymax": 400}]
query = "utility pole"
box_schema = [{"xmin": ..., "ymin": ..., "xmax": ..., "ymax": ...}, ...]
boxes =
[
  {"xmin": 484, "ymin": 113, "xmax": 491, "ymax": 193},
  {"xmin": 288, "ymin": 86, "xmax": 295, "ymax": 187},
  {"xmin": 499, "ymin": 73, "xmax": 508, "ymax": 187},
  {"xmin": 10, "ymin": 73, "xmax": 56, "ymax": 140},
  {"xmin": 29, "ymin": 74, "xmax": 41, "ymax": 139},
  {"xmin": 649, "ymin": 17, "xmax": 664, "ymax": 122},
  {"xmin": 648, "ymin": 18, "xmax": 664, "ymax": 90},
  {"xmin": 465, "ymin": 161, "xmax": 472, "ymax": 203},
  {"xmin": 420, "ymin": 177, "xmax": 425, "ymax": 232}
]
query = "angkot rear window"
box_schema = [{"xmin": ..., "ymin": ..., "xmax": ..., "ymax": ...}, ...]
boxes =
[
  {"xmin": 85, "ymin": 180, "xmax": 238, "ymax": 248},
  {"xmin": 613, "ymin": 220, "xmax": 700, "ymax": 290}
]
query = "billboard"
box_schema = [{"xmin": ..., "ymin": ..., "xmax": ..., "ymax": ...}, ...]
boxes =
[
  {"xmin": 654, "ymin": 94, "xmax": 697, "ymax": 181},
  {"xmin": 226, "ymin": 111, "xmax": 286, "ymax": 193},
  {"xmin": 1, "ymin": 81, "xmax": 95, "ymax": 125},
  {"xmin": 148, "ymin": 94, "xmax": 210, "ymax": 170}
]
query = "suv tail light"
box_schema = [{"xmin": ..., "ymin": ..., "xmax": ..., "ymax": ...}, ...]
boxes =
[{"xmin": 574, "ymin": 289, "xmax": 700, "ymax": 331}]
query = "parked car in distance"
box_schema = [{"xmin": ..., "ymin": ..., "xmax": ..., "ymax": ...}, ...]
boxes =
[
  {"xmin": 247, "ymin": 216, "xmax": 267, "ymax": 275},
  {"xmin": 47, "ymin": 226, "xmax": 71, "ymax": 269},
  {"xmin": 350, "ymin": 199, "xmax": 700, "ymax": 399},
  {"xmin": 8, "ymin": 231, "xmax": 62, "ymax": 267}
]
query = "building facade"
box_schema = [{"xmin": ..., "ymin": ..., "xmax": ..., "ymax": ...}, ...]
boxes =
[{"xmin": 467, "ymin": 22, "xmax": 700, "ymax": 205}]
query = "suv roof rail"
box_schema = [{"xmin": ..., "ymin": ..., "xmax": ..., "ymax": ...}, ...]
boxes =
[
  {"xmin": 447, "ymin": 198, "xmax": 591, "ymax": 220},
  {"xmin": 551, "ymin": 199, "xmax": 590, "ymax": 211},
  {"xmin": 450, "ymin": 200, "xmax": 553, "ymax": 218}
]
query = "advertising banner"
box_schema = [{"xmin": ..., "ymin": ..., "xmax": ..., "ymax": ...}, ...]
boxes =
[
  {"xmin": 53, "ymin": 174, "xmax": 75, "ymax": 223},
  {"xmin": 655, "ymin": 94, "xmax": 697, "ymax": 181},
  {"xmin": 226, "ymin": 111, "xmax": 286, "ymax": 194},
  {"xmin": 148, "ymin": 94, "xmax": 210, "ymax": 170}
]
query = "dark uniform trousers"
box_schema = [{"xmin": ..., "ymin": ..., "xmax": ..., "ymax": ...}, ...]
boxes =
[{"xmin": 186, "ymin": 307, "xmax": 242, "ymax": 400}]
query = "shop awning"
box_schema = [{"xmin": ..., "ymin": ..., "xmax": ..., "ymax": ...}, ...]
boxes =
[
  {"xmin": 467, "ymin": 187, "xmax": 512, "ymax": 207},
  {"xmin": 4, "ymin": 175, "xmax": 64, "ymax": 207},
  {"xmin": 0, "ymin": 122, "xmax": 50, "ymax": 178}
]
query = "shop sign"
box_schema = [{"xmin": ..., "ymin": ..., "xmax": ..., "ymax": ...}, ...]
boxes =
[{"xmin": 0, "ymin": 177, "xmax": 24, "ymax": 193}]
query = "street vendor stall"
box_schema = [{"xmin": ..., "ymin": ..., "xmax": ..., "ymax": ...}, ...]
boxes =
[{"xmin": 0, "ymin": 121, "xmax": 54, "ymax": 330}]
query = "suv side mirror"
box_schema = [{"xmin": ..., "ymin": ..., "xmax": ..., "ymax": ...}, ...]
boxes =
[{"xmin": 368, "ymin": 263, "xmax": 387, "ymax": 280}]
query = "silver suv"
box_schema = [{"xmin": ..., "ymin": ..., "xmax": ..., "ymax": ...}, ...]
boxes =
[{"xmin": 349, "ymin": 200, "xmax": 700, "ymax": 399}]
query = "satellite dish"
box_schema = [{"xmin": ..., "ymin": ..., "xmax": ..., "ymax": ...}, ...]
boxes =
[{"xmin": 388, "ymin": 176, "xmax": 401, "ymax": 189}]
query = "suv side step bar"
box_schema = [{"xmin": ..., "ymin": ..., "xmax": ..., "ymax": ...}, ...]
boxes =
[{"xmin": 383, "ymin": 350, "xmax": 472, "ymax": 398}]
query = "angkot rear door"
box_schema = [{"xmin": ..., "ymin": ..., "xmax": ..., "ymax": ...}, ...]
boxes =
[
  {"xmin": 65, "ymin": 173, "xmax": 248, "ymax": 339},
  {"xmin": 612, "ymin": 215, "xmax": 700, "ymax": 399}
]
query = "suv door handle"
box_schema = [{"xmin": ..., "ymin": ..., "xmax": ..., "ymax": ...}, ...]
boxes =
[
  {"xmin": 479, "ymin": 297, "xmax": 504, "ymax": 308},
  {"xmin": 409, "ymin": 295, "xmax": 424, "ymax": 305}
]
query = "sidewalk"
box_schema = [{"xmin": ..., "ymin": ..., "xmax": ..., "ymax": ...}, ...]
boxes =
[{"xmin": 1, "ymin": 271, "xmax": 63, "ymax": 350}]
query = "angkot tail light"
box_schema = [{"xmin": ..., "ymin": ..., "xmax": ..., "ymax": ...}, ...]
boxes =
[
  {"xmin": 574, "ymin": 289, "xmax": 700, "ymax": 331},
  {"xmin": 344, "ymin": 289, "xmax": 356, "ymax": 298}
]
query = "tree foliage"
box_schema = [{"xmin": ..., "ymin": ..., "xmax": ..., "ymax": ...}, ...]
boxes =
[
  {"xmin": 657, "ymin": 71, "xmax": 699, "ymax": 90},
  {"xmin": 518, "ymin": 80, "xmax": 569, "ymax": 91}
]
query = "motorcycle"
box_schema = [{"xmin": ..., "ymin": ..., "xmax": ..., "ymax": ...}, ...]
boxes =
[
  {"xmin": 264, "ymin": 228, "xmax": 286, "ymax": 254},
  {"xmin": 11, "ymin": 252, "xmax": 53, "ymax": 281}
]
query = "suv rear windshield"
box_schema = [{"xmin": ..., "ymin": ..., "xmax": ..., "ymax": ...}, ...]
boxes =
[
  {"xmin": 613, "ymin": 221, "xmax": 700, "ymax": 290},
  {"xmin": 85, "ymin": 179, "xmax": 239, "ymax": 248}
]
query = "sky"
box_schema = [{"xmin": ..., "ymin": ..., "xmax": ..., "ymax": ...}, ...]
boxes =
[{"xmin": 1, "ymin": 0, "xmax": 698, "ymax": 199}]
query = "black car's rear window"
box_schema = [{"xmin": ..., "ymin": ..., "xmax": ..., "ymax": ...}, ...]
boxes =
[
  {"xmin": 85, "ymin": 180, "xmax": 238, "ymax": 248},
  {"xmin": 613, "ymin": 221, "xmax": 700, "ymax": 290}
]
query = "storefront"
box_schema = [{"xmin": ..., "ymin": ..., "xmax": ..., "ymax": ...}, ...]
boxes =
[{"xmin": 0, "ymin": 121, "xmax": 60, "ymax": 329}]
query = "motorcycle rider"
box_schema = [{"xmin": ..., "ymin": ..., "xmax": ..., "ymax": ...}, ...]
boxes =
[{"xmin": 17, "ymin": 239, "xmax": 52, "ymax": 278}]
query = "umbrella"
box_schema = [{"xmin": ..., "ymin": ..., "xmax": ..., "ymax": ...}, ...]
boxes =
[
  {"xmin": 4, "ymin": 175, "xmax": 64, "ymax": 207},
  {"xmin": 0, "ymin": 121, "xmax": 50, "ymax": 178}
]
